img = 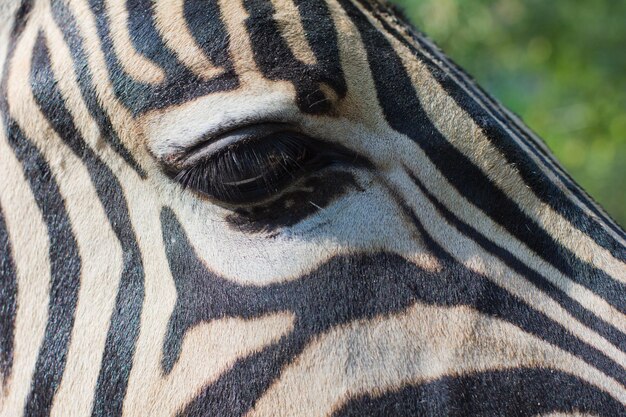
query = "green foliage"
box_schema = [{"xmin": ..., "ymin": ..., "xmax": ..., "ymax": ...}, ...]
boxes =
[{"xmin": 391, "ymin": 0, "xmax": 626, "ymax": 226}]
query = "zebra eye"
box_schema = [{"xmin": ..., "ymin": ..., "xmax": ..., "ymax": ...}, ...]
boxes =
[{"xmin": 168, "ymin": 124, "xmax": 335, "ymax": 205}]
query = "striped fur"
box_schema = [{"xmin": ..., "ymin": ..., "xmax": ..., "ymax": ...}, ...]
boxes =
[{"xmin": 0, "ymin": 0, "xmax": 624, "ymax": 416}]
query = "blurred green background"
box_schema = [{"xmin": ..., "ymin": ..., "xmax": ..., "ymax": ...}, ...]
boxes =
[{"xmin": 391, "ymin": 0, "xmax": 626, "ymax": 227}]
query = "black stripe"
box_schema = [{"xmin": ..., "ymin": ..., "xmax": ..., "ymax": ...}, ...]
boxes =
[
  {"xmin": 243, "ymin": 0, "xmax": 347, "ymax": 113},
  {"xmin": 407, "ymin": 169, "xmax": 626, "ymax": 352},
  {"xmin": 360, "ymin": 0, "xmax": 626, "ymax": 258},
  {"xmin": 183, "ymin": 0, "xmax": 234, "ymax": 69},
  {"xmin": 365, "ymin": 0, "xmax": 626, "ymax": 241},
  {"xmin": 126, "ymin": 0, "xmax": 186, "ymax": 75},
  {"xmin": 379, "ymin": 2, "xmax": 578, "ymax": 175},
  {"xmin": 127, "ymin": 0, "xmax": 235, "ymax": 85},
  {"xmin": 9, "ymin": 0, "xmax": 33, "ymax": 39},
  {"xmin": 0, "ymin": 0, "xmax": 28, "ymax": 393},
  {"xmin": 28, "ymin": 34, "xmax": 146, "ymax": 417},
  {"xmin": 84, "ymin": 0, "xmax": 149, "ymax": 110},
  {"xmin": 2, "ymin": 17, "xmax": 81, "ymax": 415},
  {"xmin": 333, "ymin": 368, "xmax": 624, "ymax": 417},
  {"xmin": 49, "ymin": 0, "xmax": 146, "ymax": 178},
  {"xmin": 86, "ymin": 0, "xmax": 238, "ymax": 114},
  {"xmin": 338, "ymin": 0, "xmax": 626, "ymax": 312},
  {"xmin": 0, "ymin": 205, "xmax": 17, "ymax": 385}
]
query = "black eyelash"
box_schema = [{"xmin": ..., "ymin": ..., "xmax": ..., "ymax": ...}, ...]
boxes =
[{"xmin": 174, "ymin": 132, "xmax": 327, "ymax": 204}]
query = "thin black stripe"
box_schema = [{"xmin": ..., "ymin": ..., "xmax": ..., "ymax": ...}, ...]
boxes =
[
  {"xmin": 0, "ymin": 0, "xmax": 27, "ymax": 394},
  {"xmin": 0, "ymin": 204, "xmax": 17, "ymax": 386},
  {"xmin": 29, "ymin": 34, "xmax": 146, "ymax": 417},
  {"xmin": 415, "ymin": 22, "xmax": 626, "ymax": 255},
  {"xmin": 127, "ymin": 0, "xmax": 191, "ymax": 78},
  {"xmin": 339, "ymin": 0, "xmax": 626, "ymax": 313},
  {"xmin": 407, "ymin": 168, "xmax": 626, "ymax": 352},
  {"xmin": 5, "ymin": 112, "xmax": 80, "ymax": 417},
  {"xmin": 183, "ymin": 0, "xmax": 234, "ymax": 69}
]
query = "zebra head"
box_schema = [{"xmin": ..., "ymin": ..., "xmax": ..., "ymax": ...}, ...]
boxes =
[{"xmin": 1, "ymin": 0, "xmax": 624, "ymax": 416}]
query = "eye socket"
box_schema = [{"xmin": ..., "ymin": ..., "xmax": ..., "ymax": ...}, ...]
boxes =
[{"xmin": 166, "ymin": 124, "xmax": 345, "ymax": 205}]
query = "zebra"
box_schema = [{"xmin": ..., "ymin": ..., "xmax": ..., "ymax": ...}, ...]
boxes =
[{"xmin": 0, "ymin": 0, "xmax": 624, "ymax": 415}]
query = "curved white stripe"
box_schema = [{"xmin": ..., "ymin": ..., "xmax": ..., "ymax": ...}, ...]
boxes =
[
  {"xmin": 104, "ymin": 0, "xmax": 165, "ymax": 84},
  {"xmin": 249, "ymin": 303, "xmax": 625, "ymax": 417},
  {"xmin": 270, "ymin": 0, "xmax": 317, "ymax": 66},
  {"xmin": 0, "ymin": 132, "xmax": 51, "ymax": 417},
  {"xmin": 66, "ymin": 0, "xmax": 149, "ymax": 175},
  {"xmin": 153, "ymin": 0, "xmax": 224, "ymax": 80},
  {"xmin": 125, "ymin": 313, "xmax": 294, "ymax": 416},
  {"xmin": 374, "ymin": 1, "xmax": 626, "ymax": 246}
]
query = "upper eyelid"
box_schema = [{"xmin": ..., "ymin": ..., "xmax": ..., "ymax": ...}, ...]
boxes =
[
  {"xmin": 186, "ymin": 122, "xmax": 295, "ymax": 154},
  {"xmin": 159, "ymin": 122, "xmax": 302, "ymax": 168},
  {"xmin": 143, "ymin": 92, "xmax": 304, "ymax": 160},
  {"xmin": 150, "ymin": 116, "xmax": 312, "ymax": 171}
]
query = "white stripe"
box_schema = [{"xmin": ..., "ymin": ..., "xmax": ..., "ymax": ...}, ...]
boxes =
[
  {"xmin": 249, "ymin": 303, "xmax": 625, "ymax": 417},
  {"xmin": 153, "ymin": 0, "xmax": 225, "ymax": 80},
  {"xmin": 103, "ymin": 0, "xmax": 165, "ymax": 84}
]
